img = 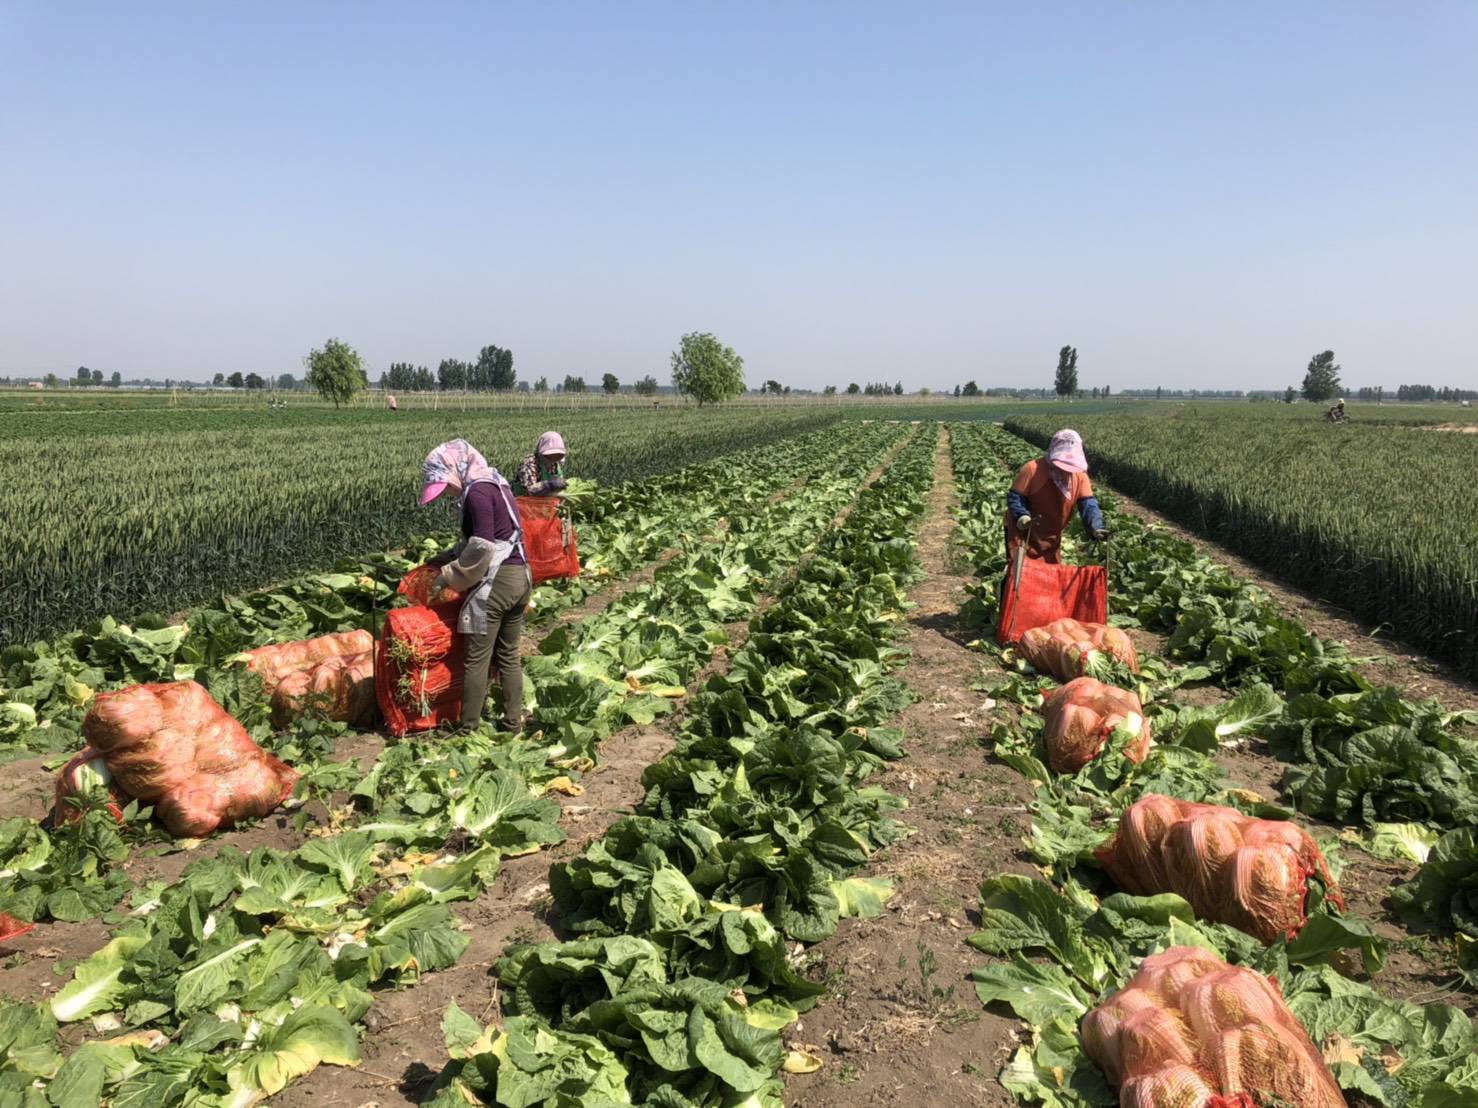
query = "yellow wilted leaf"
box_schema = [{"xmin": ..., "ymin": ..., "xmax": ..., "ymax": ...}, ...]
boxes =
[
  {"xmin": 782, "ymin": 1047, "xmax": 823, "ymax": 1074},
  {"xmin": 1226, "ymin": 787, "xmax": 1266, "ymax": 806},
  {"xmin": 543, "ymin": 776, "xmax": 585, "ymax": 797},
  {"xmin": 1322, "ymin": 1033, "xmax": 1364, "ymax": 1068}
]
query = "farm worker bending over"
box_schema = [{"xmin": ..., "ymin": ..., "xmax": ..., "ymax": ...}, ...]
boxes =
[
  {"xmin": 1003, "ymin": 428, "xmax": 1109, "ymax": 564},
  {"xmin": 513, "ymin": 431, "xmax": 568, "ymax": 496},
  {"xmin": 419, "ymin": 439, "xmax": 532, "ymax": 733}
]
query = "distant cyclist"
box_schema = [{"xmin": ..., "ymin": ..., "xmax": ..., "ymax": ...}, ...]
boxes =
[
  {"xmin": 1325, "ymin": 398, "xmax": 1348, "ymax": 423},
  {"xmin": 1003, "ymin": 429, "xmax": 1109, "ymax": 564}
]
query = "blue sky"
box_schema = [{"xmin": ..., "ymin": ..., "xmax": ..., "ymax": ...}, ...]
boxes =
[{"xmin": 2, "ymin": 2, "xmax": 1474, "ymax": 391}]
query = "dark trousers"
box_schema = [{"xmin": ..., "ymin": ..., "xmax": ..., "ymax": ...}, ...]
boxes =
[{"xmin": 460, "ymin": 563, "xmax": 531, "ymax": 727}]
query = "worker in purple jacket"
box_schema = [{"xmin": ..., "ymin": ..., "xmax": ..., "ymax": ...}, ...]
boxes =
[{"xmin": 419, "ymin": 439, "xmax": 531, "ymax": 733}]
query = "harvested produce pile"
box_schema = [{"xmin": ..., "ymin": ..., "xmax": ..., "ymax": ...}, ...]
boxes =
[
  {"xmin": 1097, "ymin": 794, "xmax": 1344, "ymax": 943},
  {"xmin": 1082, "ymin": 946, "xmax": 1347, "ymax": 1108},
  {"xmin": 244, "ymin": 629, "xmax": 375, "ymax": 726},
  {"xmin": 1042, "ymin": 676, "xmax": 1150, "ymax": 772},
  {"xmin": 1018, "ymin": 617, "xmax": 1139, "ymax": 681},
  {"xmin": 68, "ymin": 680, "xmax": 299, "ymax": 836},
  {"xmin": 376, "ymin": 591, "xmax": 465, "ymax": 736}
]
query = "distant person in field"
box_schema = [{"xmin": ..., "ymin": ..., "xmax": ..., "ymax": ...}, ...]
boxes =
[
  {"xmin": 419, "ymin": 439, "xmax": 531, "ymax": 734},
  {"xmin": 1325, "ymin": 397, "xmax": 1347, "ymax": 423},
  {"xmin": 1003, "ymin": 428, "xmax": 1108, "ymax": 563},
  {"xmin": 513, "ymin": 431, "xmax": 568, "ymax": 496},
  {"xmin": 387, "ymin": 393, "xmax": 398, "ymax": 412}
]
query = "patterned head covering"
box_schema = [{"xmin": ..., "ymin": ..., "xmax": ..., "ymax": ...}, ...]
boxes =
[
  {"xmin": 1046, "ymin": 429, "xmax": 1088, "ymax": 500},
  {"xmin": 420, "ymin": 439, "xmax": 502, "ymax": 506},
  {"xmin": 536, "ymin": 430, "xmax": 566, "ymax": 458}
]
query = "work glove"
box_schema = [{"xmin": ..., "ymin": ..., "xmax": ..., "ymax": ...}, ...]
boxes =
[
  {"xmin": 1015, "ymin": 514, "xmax": 1032, "ymax": 533},
  {"xmin": 1092, "ymin": 529, "xmax": 1111, "ymax": 541},
  {"xmin": 548, "ymin": 477, "xmax": 568, "ymax": 492}
]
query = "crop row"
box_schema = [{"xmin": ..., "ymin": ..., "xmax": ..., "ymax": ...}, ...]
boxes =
[
  {"xmin": 0, "ymin": 421, "xmax": 915, "ymax": 1104},
  {"xmin": 1005, "ymin": 412, "xmax": 1478, "ymax": 680},
  {"xmin": 0, "ymin": 406, "xmax": 838, "ymax": 647},
  {"xmin": 948, "ymin": 422, "xmax": 1478, "ymax": 1107}
]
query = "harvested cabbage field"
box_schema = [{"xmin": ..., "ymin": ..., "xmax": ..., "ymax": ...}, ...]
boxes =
[{"xmin": 3, "ymin": 412, "xmax": 1478, "ymax": 1108}]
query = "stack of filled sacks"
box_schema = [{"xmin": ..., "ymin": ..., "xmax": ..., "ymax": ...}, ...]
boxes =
[
  {"xmin": 244, "ymin": 629, "xmax": 375, "ymax": 727},
  {"xmin": 1083, "ymin": 946, "xmax": 1347, "ymax": 1107},
  {"xmin": 376, "ymin": 566, "xmax": 467, "ymax": 736},
  {"xmin": 53, "ymin": 681, "xmax": 299, "ymax": 837},
  {"xmin": 1018, "ymin": 617, "xmax": 1139, "ymax": 681},
  {"xmin": 1042, "ymin": 676, "xmax": 1151, "ymax": 772},
  {"xmin": 1096, "ymin": 794, "xmax": 1344, "ymax": 942}
]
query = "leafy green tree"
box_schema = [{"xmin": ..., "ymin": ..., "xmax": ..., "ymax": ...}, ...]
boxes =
[
  {"xmin": 244, "ymin": 373, "xmax": 265, "ymax": 389},
  {"xmin": 846, "ymin": 382, "xmax": 860, "ymax": 395},
  {"xmin": 1103, "ymin": 384, "xmax": 1111, "ymax": 397},
  {"xmin": 437, "ymin": 358, "xmax": 468, "ymax": 391},
  {"xmin": 1155, "ymin": 386, "xmax": 1163, "ymax": 400},
  {"xmin": 1283, "ymin": 386, "xmax": 1297, "ymax": 404},
  {"xmin": 227, "ymin": 371, "xmax": 244, "ymax": 389},
  {"xmin": 670, "ymin": 332, "xmax": 744, "ymax": 406},
  {"xmin": 414, "ymin": 366, "xmax": 434, "ymax": 391},
  {"xmin": 1054, "ymin": 346, "xmax": 1078, "ymax": 397},
  {"xmin": 563, "ymin": 375, "xmax": 586, "ymax": 393},
  {"xmin": 633, "ymin": 374, "xmax": 658, "ymax": 396},
  {"xmin": 764, "ymin": 380, "xmax": 782, "ymax": 395},
  {"xmin": 534, "ymin": 376, "xmax": 548, "ymax": 393},
  {"xmin": 91, "ymin": 368, "xmax": 103, "ymax": 386},
  {"xmin": 213, "ymin": 372, "xmax": 225, "ymax": 387},
  {"xmin": 893, "ymin": 381, "xmax": 903, "ymax": 395},
  {"xmin": 962, "ymin": 380, "xmax": 982, "ymax": 397},
  {"xmin": 601, "ymin": 372, "xmax": 620, "ymax": 394},
  {"xmin": 1301, "ymin": 350, "xmax": 1341, "ymax": 402},
  {"xmin": 823, "ymin": 385, "xmax": 837, "ymax": 396},
  {"xmin": 304, "ymin": 338, "xmax": 367, "ymax": 408},
  {"xmin": 953, "ymin": 384, "xmax": 961, "ymax": 397},
  {"xmin": 44, "ymin": 372, "xmax": 59, "ymax": 388},
  {"xmin": 109, "ymin": 371, "xmax": 121, "ymax": 388},
  {"xmin": 918, "ymin": 387, "xmax": 931, "ymax": 396},
  {"xmin": 277, "ymin": 373, "xmax": 296, "ymax": 390},
  {"xmin": 75, "ymin": 366, "xmax": 90, "ymax": 385},
  {"xmin": 471, "ymin": 345, "xmax": 515, "ymax": 391}
]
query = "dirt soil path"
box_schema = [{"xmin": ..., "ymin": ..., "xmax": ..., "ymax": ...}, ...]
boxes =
[{"xmin": 783, "ymin": 427, "xmax": 1027, "ymax": 1108}]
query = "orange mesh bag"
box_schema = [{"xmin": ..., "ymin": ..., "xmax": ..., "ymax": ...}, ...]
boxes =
[
  {"xmin": 1082, "ymin": 946, "xmax": 1347, "ymax": 1108},
  {"xmin": 1042, "ymin": 677, "xmax": 1151, "ymax": 773},
  {"xmin": 51, "ymin": 747, "xmax": 128, "ymax": 825},
  {"xmin": 997, "ymin": 559, "xmax": 1107, "ymax": 645},
  {"xmin": 245, "ymin": 630, "xmax": 376, "ymax": 727},
  {"xmin": 0, "ymin": 914, "xmax": 34, "ymax": 943},
  {"xmin": 79, "ymin": 681, "xmax": 300, "ymax": 838},
  {"xmin": 1095, "ymin": 794, "xmax": 1345, "ymax": 943},
  {"xmin": 1018, "ymin": 618, "xmax": 1139, "ymax": 682},
  {"xmin": 397, "ymin": 564, "xmax": 465, "ymax": 610},
  {"xmin": 515, "ymin": 496, "xmax": 580, "ymax": 584},
  {"xmin": 376, "ymin": 604, "xmax": 467, "ymax": 736}
]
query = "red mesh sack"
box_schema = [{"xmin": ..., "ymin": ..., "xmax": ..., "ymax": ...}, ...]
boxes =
[
  {"xmin": 1082, "ymin": 946, "xmax": 1347, "ymax": 1108},
  {"xmin": 397, "ymin": 564, "xmax": 464, "ymax": 609},
  {"xmin": 516, "ymin": 496, "xmax": 580, "ymax": 584},
  {"xmin": 245, "ymin": 630, "xmax": 375, "ymax": 727},
  {"xmin": 1096, "ymin": 794, "xmax": 1345, "ymax": 943},
  {"xmin": 51, "ymin": 746, "xmax": 127, "ymax": 825},
  {"xmin": 0, "ymin": 914, "xmax": 34, "ymax": 943},
  {"xmin": 376, "ymin": 603, "xmax": 467, "ymax": 736},
  {"xmin": 998, "ymin": 558, "xmax": 1107, "ymax": 645},
  {"xmin": 1042, "ymin": 677, "xmax": 1151, "ymax": 773},
  {"xmin": 1018, "ymin": 618, "xmax": 1139, "ymax": 682},
  {"xmin": 79, "ymin": 681, "xmax": 299, "ymax": 838}
]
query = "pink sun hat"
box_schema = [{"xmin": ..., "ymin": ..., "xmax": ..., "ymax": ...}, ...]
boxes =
[
  {"xmin": 419, "ymin": 481, "xmax": 449, "ymax": 506},
  {"xmin": 1047, "ymin": 429, "xmax": 1088, "ymax": 473}
]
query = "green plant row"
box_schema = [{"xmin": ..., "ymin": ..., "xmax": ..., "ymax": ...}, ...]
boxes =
[
  {"xmin": 422, "ymin": 426, "xmax": 941, "ymax": 1106},
  {"xmin": 1004, "ymin": 412, "xmax": 1478, "ymax": 680},
  {"xmin": 0, "ymin": 406, "xmax": 840, "ymax": 647},
  {"xmin": 947, "ymin": 422, "xmax": 1478, "ymax": 1107},
  {"xmin": 0, "ymin": 421, "xmax": 913, "ymax": 1106}
]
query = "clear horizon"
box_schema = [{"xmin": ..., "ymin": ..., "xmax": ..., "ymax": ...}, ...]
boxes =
[{"xmin": 3, "ymin": 2, "xmax": 1475, "ymax": 393}]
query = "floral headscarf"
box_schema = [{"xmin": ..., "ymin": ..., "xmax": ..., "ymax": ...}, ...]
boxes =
[
  {"xmin": 1046, "ymin": 429, "xmax": 1088, "ymax": 500},
  {"xmin": 420, "ymin": 439, "xmax": 504, "ymax": 506}
]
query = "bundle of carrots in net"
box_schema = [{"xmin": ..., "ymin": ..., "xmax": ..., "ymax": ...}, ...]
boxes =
[
  {"xmin": 1082, "ymin": 946, "xmax": 1347, "ymax": 1107},
  {"xmin": 1096, "ymin": 794, "xmax": 1345, "ymax": 943},
  {"xmin": 1041, "ymin": 676, "xmax": 1151, "ymax": 773},
  {"xmin": 57, "ymin": 680, "xmax": 299, "ymax": 838},
  {"xmin": 244, "ymin": 629, "xmax": 375, "ymax": 727}
]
